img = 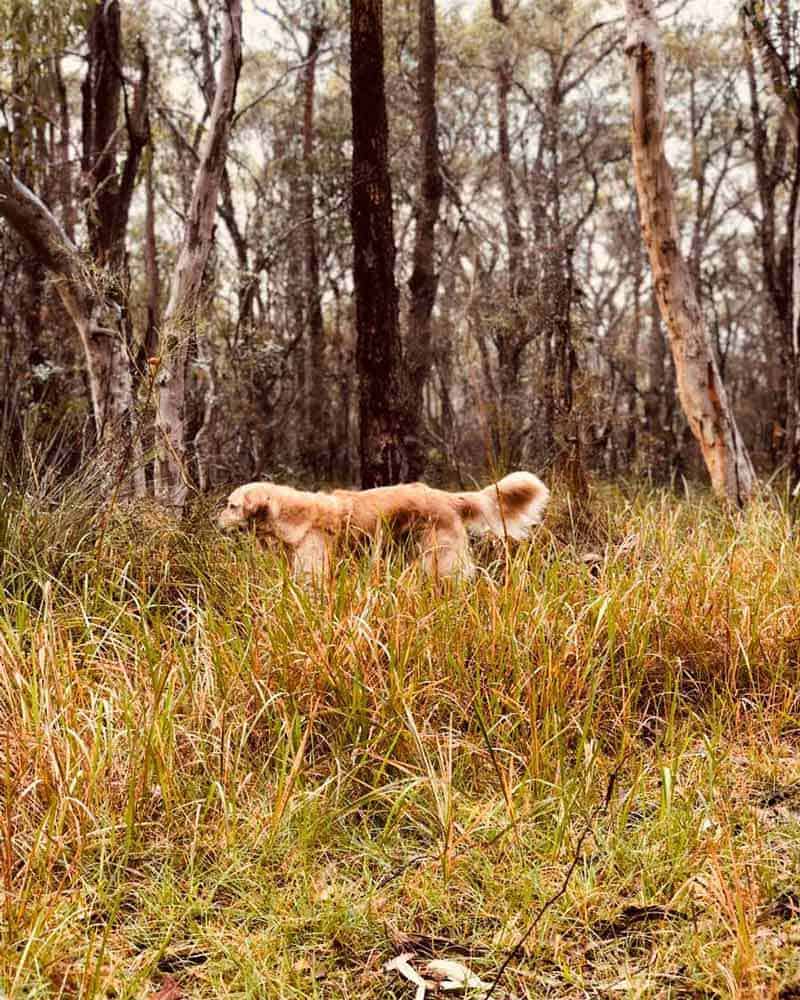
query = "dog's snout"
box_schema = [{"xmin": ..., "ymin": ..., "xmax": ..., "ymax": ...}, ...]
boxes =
[{"xmin": 217, "ymin": 505, "xmax": 241, "ymax": 531}]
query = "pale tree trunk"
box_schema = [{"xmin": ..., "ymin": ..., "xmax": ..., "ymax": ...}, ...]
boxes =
[
  {"xmin": 143, "ymin": 150, "xmax": 161, "ymax": 367},
  {"xmin": 624, "ymin": 0, "xmax": 756, "ymax": 504},
  {"xmin": 133, "ymin": 149, "xmax": 161, "ymax": 497},
  {"xmin": 192, "ymin": 333, "xmax": 216, "ymax": 491},
  {"xmin": 53, "ymin": 58, "xmax": 76, "ymax": 243},
  {"xmin": 154, "ymin": 0, "xmax": 242, "ymax": 510}
]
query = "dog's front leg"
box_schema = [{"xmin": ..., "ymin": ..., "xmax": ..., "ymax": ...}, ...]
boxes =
[{"xmin": 291, "ymin": 530, "xmax": 330, "ymax": 582}]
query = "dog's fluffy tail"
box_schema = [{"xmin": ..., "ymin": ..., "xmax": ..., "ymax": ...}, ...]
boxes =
[{"xmin": 455, "ymin": 472, "xmax": 549, "ymax": 541}]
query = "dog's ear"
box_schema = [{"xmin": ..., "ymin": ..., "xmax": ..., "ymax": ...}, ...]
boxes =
[{"xmin": 242, "ymin": 484, "xmax": 277, "ymax": 521}]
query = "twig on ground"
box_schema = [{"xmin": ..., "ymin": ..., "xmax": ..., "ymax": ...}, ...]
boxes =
[{"xmin": 484, "ymin": 759, "xmax": 625, "ymax": 999}]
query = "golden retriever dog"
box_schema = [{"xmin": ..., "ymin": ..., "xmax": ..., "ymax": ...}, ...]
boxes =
[{"xmin": 217, "ymin": 472, "xmax": 549, "ymax": 581}]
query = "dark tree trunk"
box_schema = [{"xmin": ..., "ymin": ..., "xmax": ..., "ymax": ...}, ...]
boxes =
[
  {"xmin": 288, "ymin": 153, "xmax": 306, "ymax": 465},
  {"xmin": 350, "ymin": 0, "xmax": 411, "ymax": 487},
  {"xmin": 82, "ymin": 1, "xmax": 123, "ymax": 267},
  {"xmin": 741, "ymin": 15, "xmax": 796, "ymax": 474},
  {"xmin": 0, "ymin": 6, "xmax": 149, "ymax": 495},
  {"xmin": 82, "ymin": 3, "xmax": 149, "ymax": 274},
  {"xmin": 490, "ymin": 0, "xmax": 529, "ymax": 467},
  {"xmin": 406, "ymin": 0, "xmax": 443, "ymax": 480},
  {"xmin": 81, "ymin": 0, "xmax": 150, "ymax": 491},
  {"xmin": 302, "ymin": 10, "xmax": 326, "ymax": 479}
]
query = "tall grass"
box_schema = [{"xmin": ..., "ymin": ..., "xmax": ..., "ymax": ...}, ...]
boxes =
[{"xmin": 2, "ymin": 482, "xmax": 800, "ymax": 997}]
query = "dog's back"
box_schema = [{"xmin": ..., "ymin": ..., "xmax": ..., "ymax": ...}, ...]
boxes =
[
  {"xmin": 333, "ymin": 482, "xmax": 450, "ymax": 535},
  {"xmin": 333, "ymin": 473, "xmax": 549, "ymax": 541}
]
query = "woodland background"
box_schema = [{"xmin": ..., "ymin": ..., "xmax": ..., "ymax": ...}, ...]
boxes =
[
  {"xmin": 8, "ymin": 5, "xmax": 800, "ymax": 998},
  {"xmin": 0, "ymin": 0, "xmax": 798, "ymax": 498}
]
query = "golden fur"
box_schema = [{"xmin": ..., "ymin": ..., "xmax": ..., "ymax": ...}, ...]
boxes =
[{"xmin": 217, "ymin": 472, "xmax": 549, "ymax": 580}]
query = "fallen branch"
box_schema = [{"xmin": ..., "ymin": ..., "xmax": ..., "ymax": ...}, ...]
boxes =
[{"xmin": 484, "ymin": 760, "xmax": 624, "ymax": 999}]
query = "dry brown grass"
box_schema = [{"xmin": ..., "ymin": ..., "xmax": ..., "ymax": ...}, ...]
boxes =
[{"xmin": 2, "ymin": 483, "xmax": 800, "ymax": 997}]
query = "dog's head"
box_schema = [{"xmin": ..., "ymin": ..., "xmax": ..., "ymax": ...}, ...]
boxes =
[{"xmin": 217, "ymin": 483, "xmax": 279, "ymax": 533}]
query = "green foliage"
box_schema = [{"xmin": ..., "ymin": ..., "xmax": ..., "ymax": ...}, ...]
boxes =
[{"xmin": 3, "ymin": 485, "xmax": 800, "ymax": 996}]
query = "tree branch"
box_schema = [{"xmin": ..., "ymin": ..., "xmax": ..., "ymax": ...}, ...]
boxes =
[{"xmin": 0, "ymin": 161, "xmax": 78, "ymax": 278}]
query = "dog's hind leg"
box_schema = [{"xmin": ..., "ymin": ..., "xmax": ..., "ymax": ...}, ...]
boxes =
[{"xmin": 419, "ymin": 519, "xmax": 475, "ymax": 580}]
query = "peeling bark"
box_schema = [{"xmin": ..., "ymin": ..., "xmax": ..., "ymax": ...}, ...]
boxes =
[
  {"xmin": 624, "ymin": 0, "xmax": 756, "ymax": 504},
  {"xmin": 154, "ymin": 0, "xmax": 242, "ymax": 510}
]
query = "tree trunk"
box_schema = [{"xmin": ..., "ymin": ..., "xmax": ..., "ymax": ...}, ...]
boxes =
[
  {"xmin": 143, "ymin": 150, "xmax": 161, "ymax": 368},
  {"xmin": 0, "ymin": 4, "xmax": 150, "ymax": 494},
  {"xmin": 81, "ymin": 1, "xmax": 150, "ymax": 494},
  {"xmin": 406, "ymin": 0, "xmax": 443, "ymax": 480},
  {"xmin": 740, "ymin": 12, "xmax": 797, "ymax": 476},
  {"xmin": 82, "ymin": 0, "xmax": 123, "ymax": 267},
  {"xmin": 301, "ymin": 9, "xmax": 326, "ymax": 480},
  {"xmin": 53, "ymin": 58, "xmax": 76, "ymax": 243},
  {"xmin": 350, "ymin": 0, "xmax": 412, "ymax": 487},
  {"xmin": 490, "ymin": 0, "xmax": 531, "ymax": 468},
  {"xmin": 154, "ymin": 0, "xmax": 242, "ymax": 510},
  {"xmin": 624, "ymin": 0, "xmax": 756, "ymax": 504},
  {"xmin": 625, "ymin": 239, "xmax": 643, "ymax": 466},
  {"xmin": 791, "ymin": 154, "xmax": 800, "ymax": 472},
  {"xmin": 490, "ymin": 0, "xmax": 524, "ymax": 297},
  {"xmin": 286, "ymin": 163, "xmax": 306, "ymax": 467},
  {"xmin": 0, "ymin": 164, "xmax": 136, "ymax": 487}
]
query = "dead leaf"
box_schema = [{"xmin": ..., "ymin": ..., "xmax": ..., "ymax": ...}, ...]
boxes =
[
  {"xmin": 386, "ymin": 953, "xmax": 492, "ymax": 998},
  {"xmin": 46, "ymin": 962, "xmax": 81, "ymax": 997},
  {"xmin": 149, "ymin": 975, "xmax": 184, "ymax": 1000},
  {"xmin": 385, "ymin": 953, "xmax": 427, "ymax": 1000},
  {"xmin": 422, "ymin": 958, "xmax": 491, "ymax": 993}
]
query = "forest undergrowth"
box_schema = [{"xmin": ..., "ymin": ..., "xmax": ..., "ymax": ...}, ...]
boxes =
[{"xmin": 2, "ymin": 475, "xmax": 800, "ymax": 998}]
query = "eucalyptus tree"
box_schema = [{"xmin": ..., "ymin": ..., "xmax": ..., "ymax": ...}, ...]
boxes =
[
  {"xmin": 625, "ymin": 0, "xmax": 756, "ymax": 503},
  {"xmin": 154, "ymin": 0, "xmax": 242, "ymax": 509}
]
